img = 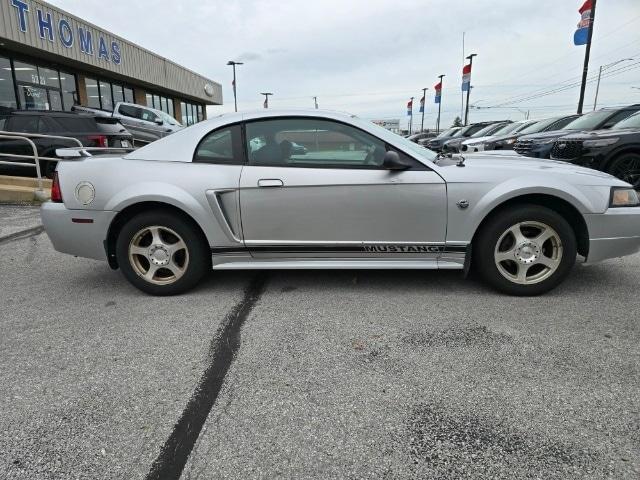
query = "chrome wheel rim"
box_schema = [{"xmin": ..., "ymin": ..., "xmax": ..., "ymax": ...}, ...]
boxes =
[
  {"xmin": 128, "ymin": 226, "xmax": 189, "ymax": 285},
  {"xmin": 494, "ymin": 221, "xmax": 562, "ymax": 285}
]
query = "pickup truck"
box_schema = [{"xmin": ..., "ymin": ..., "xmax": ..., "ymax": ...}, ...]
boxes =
[{"xmin": 73, "ymin": 102, "xmax": 183, "ymax": 146}]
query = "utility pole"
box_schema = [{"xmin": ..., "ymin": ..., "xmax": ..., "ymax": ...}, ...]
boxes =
[
  {"xmin": 436, "ymin": 74, "xmax": 445, "ymax": 134},
  {"xmin": 227, "ymin": 60, "xmax": 243, "ymax": 112},
  {"xmin": 420, "ymin": 87, "xmax": 428, "ymax": 132},
  {"xmin": 260, "ymin": 92, "xmax": 273, "ymax": 109},
  {"xmin": 593, "ymin": 58, "xmax": 633, "ymax": 110},
  {"xmin": 313, "ymin": 96, "xmax": 318, "ymax": 109},
  {"xmin": 577, "ymin": 0, "xmax": 596, "ymax": 114},
  {"xmin": 463, "ymin": 53, "xmax": 477, "ymax": 126}
]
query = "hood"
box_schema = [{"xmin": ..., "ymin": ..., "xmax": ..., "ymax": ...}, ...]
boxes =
[
  {"xmin": 517, "ymin": 129, "xmax": 579, "ymax": 141},
  {"xmin": 560, "ymin": 128, "xmax": 638, "ymax": 140},
  {"xmin": 435, "ymin": 152, "xmax": 624, "ymax": 186}
]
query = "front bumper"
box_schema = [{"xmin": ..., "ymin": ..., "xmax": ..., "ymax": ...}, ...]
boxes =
[
  {"xmin": 584, "ymin": 207, "xmax": 640, "ymax": 264},
  {"xmin": 41, "ymin": 202, "xmax": 117, "ymax": 261}
]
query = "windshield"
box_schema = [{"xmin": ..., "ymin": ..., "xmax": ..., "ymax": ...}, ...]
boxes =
[
  {"xmin": 612, "ymin": 112, "xmax": 640, "ymax": 130},
  {"xmin": 491, "ymin": 122, "xmax": 524, "ymax": 136},
  {"xmin": 156, "ymin": 110, "xmax": 181, "ymax": 126},
  {"xmin": 436, "ymin": 127, "xmax": 459, "ymax": 138},
  {"xmin": 517, "ymin": 118, "xmax": 561, "ymax": 135},
  {"xmin": 562, "ymin": 110, "xmax": 612, "ymax": 130},
  {"xmin": 471, "ymin": 123, "xmax": 505, "ymax": 138}
]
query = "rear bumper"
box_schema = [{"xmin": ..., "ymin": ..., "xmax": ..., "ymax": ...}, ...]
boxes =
[
  {"xmin": 584, "ymin": 208, "xmax": 640, "ymax": 264},
  {"xmin": 41, "ymin": 202, "xmax": 116, "ymax": 261}
]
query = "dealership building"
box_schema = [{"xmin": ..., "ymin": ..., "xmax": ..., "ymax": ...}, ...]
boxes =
[{"xmin": 0, "ymin": 0, "xmax": 222, "ymax": 125}]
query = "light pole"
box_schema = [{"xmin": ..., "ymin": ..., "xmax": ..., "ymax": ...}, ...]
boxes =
[
  {"xmin": 436, "ymin": 74, "xmax": 445, "ymax": 134},
  {"xmin": 463, "ymin": 53, "xmax": 477, "ymax": 126},
  {"xmin": 420, "ymin": 87, "xmax": 428, "ymax": 133},
  {"xmin": 577, "ymin": 0, "xmax": 597, "ymax": 114},
  {"xmin": 227, "ymin": 61, "xmax": 243, "ymax": 112},
  {"xmin": 593, "ymin": 58, "xmax": 633, "ymax": 110},
  {"xmin": 408, "ymin": 96, "xmax": 414, "ymax": 135},
  {"xmin": 260, "ymin": 92, "xmax": 273, "ymax": 109},
  {"xmin": 313, "ymin": 96, "xmax": 318, "ymax": 109}
]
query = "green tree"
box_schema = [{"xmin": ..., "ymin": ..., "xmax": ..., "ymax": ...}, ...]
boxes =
[{"xmin": 452, "ymin": 116, "xmax": 463, "ymax": 127}]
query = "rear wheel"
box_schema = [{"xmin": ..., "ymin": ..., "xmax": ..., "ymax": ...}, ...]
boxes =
[
  {"xmin": 115, "ymin": 211, "xmax": 210, "ymax": 295},
  {"xmin": 474, "ymin": 205, "xmax": 577, "ymax": 295},
  {"xmin": 607, "ymin": 153, "xmax": 640, "ymax": 189}
]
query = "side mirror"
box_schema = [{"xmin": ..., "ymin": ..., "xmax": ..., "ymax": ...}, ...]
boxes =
[
  {"xmin": 154, "ymin": 118, "xmax": 163, "ymax": 125},
  {"xmin": 383, "ymin": 150, "xmax": 411, "ymax": 170}
]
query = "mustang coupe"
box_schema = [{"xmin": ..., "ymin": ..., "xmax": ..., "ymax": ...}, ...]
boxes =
[{"xmin": 42, "ymin": 110, "xmax": 640, "ymax": 296}]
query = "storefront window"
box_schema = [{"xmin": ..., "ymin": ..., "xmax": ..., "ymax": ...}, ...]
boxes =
[
  {"xmin": 85, "ymin": 77, "xmax": 100, "ymax": 109},
  {"xmin": 59, "ymin": 71, "xmax": 77, "ymax": 111},
  {"xmin": 13, "ymin": 61, "xmax": 41, "ymax": 85},
  {"xmin": 0, "ymin": 57, "xmax": 17, "ymax": 110},
  {"xmin": 39, "ymin": 66, "xmax": 59, "ymax": 88},
  {"xmin": 99, "ymin": 81, "xmax": 113, "ymax": 111},
  {"xmin": 123, "ymin": 87, "xmax": 134, "ymax": 104}
]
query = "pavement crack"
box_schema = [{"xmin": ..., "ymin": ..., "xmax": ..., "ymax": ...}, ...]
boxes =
[
  {"xmin": 145, "ymin": 273, "xmax": 268, "ymax": 480},
  {"xmin": 0, "ymin": 225, "xmax": 44, "ymax": 246}
]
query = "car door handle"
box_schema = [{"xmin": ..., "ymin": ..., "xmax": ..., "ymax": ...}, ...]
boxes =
[{"xmin": 257, "ymin": 179, "xmax": 284, "ymax": 188}]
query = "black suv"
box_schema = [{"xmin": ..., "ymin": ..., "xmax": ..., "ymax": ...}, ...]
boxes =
[
  {"xmin": 514, "ymin": 104, "xmax": 640, "ymax": 159},
  {"xmin": 0, "ymin": 111, "xmax": 133, "ymax": 177},
  {"xmin": 550, "ymin": 112, "xmax": 640, "ymax": 188}
]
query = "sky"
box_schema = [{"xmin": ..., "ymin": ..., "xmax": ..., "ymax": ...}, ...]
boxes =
[{"xmin": 50, "ymin": 0, "xmax": 640, "ymax": 130}]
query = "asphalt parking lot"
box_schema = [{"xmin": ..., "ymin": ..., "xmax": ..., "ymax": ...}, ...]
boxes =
[{"xmin": 1, "ymin": 205, "xmax": 639, "ymax": 479}]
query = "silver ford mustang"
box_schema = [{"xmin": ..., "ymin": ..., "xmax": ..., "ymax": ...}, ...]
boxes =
[{"xmin": 41, "ymin": 110, "xmax": 640, "ymax": 296}]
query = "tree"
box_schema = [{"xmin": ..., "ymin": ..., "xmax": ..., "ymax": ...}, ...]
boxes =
[{"xmin": 452, "ymin": 116, "xmax": 463, "ymax": 127}]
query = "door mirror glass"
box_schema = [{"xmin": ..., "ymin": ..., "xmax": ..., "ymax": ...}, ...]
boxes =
[
  {"xmin": 154, "ymin": 118, "xmax": 163, "ymax": 125},
  {"xmin": 382, "ymin": 150, "xmax": 410, "ymax": 170}
]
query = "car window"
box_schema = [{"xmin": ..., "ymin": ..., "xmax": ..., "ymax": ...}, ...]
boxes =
[
  {"xmin": 245, "ymin": 118, "xmax": 421, "ymax": 169},
  {"xmin": 8, "ymin": 116, "xmax": 40, "ymax": 132},
  {"xmin": 602, "ymin": 109, "xmax": 639, "ymax": 128},
  {"xmin": 140, "ymin": 108, "xmax": 159, "ymax": 123},
  {"xmin": 562, "ymin": 110, "xmax": 617, "ymax": 130},
  {"xmin": 119, "ymin": 104, "xmax": 142, "ymax": 119},
  {"xmin": 47, "ymin": 116, "xmax": 97, "ymax": 132},
  {"xmin": 612, "ymin": 112, "xmax": 640, "ymax": 130},
  {"xmin": 0, "ymin": 117, "xmax": 6, "ymax": 130},
  {"xmin": 194, "ymin": 125, "xmax": 242, "ymax": 164}
]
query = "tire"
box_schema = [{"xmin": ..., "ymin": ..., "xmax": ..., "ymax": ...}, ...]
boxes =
[
  {"xmin": 42, "ymin": 161, "xmax": 57, "ymax": 179},
  {"xmin": 474, "ymin": 204, "xmax": 577, "ymax": 296},
  {"xmin": 115, "ymin": 210, "xmax": 211, "ymax": 295},
  {"xmin": 606, "ymin": 153, "xmax": 640, "ymax": 190}
]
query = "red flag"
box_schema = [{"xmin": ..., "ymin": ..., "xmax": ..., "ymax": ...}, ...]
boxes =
[{"xmin": 578, "ymin": 0, "xmax": 592, "ymax": 14}]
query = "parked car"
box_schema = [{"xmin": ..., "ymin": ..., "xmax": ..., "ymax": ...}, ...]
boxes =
[
  {"xmin": 514, "ymin": 105, "xmax": 640, "ymax": 158},
  {"xmin": 42, "ymin": 110, "xmax": 640, "ymax": 297},
  {"xmin": 461, "ymin": 120, "xmax": 532, "ymax": 152},
  {"xmin": 0, "ymin": 110, "xmax": 133, "ymax": 177},
  {"xmin": 417, "ymin": 127, "xmax": 461, "ymax": 147},
  {"xmin": 73, "ymin": 101, "xmax": 183, "ymax": 146},
  {"xmin": 465, "ymin": 115, "xmax": 580, "ymax": 153},
  {"xmin": 444, "ymin": 121, "xmax": 511, "ymax": 153},
  {"xmin": 549, "ymin": 111, "xmax": 640, "ymax": 188},
  {"xmin": 425, "ymin": 122, "xmax": 495, "ymax": 152},
  {"xmin": 407, "ymin": 132, "xmax": 436, "ymax": 143}
]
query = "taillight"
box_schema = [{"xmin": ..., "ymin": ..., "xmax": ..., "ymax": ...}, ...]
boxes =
[
  {"xmin": 51, "ymin": 172, "xmax": 63, "ymax": 203},
  {"xmin": 88, "ymin": 135, "xmax": 108, "ymax": 148}
]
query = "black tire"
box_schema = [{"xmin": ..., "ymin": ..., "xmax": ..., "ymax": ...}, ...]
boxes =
[
  {"xmin": 42, "ymin": 161, "xmax": 57, "ymax": 179},
  {"xmin": 474, "ymin": 204, "xmax": 577, "ymax": 296},
  {"xmin": 115, "ymin": 210, "xmax": 211, "ymax": 295},
  {"xmin": 607, "ymin": 153, "xmax": 640, "ymax": 189}
]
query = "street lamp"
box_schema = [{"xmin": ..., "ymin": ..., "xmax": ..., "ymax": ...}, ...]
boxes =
[
  {"xmin": 593, "ymin": 58, "xmax": 633, "ymax": 110},
  {"xmin": 227, "ymin": 60, "xmax": 243, "ymax": 112},
  {"xmin": 464, "ymin": 53, "xmax": 477, "ymax": 126},
  {"xmin": 313, "ymin": 96, "xmax": 319, "ymax": 109},
  {"xmin": 260, "ymin": 92, "xmax": 273, "ymax": 109},
  {"xmin": 436, "ymin": 74, "xmax": 445, "ymax": 134}
]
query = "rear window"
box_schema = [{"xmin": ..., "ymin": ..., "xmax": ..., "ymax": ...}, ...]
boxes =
[
  {"xmin": 8, "ymin": 116, "xmax": 40, "ymax": 132},
  {"xmin": 95, "ymin": 119, "xmax": 128, "ymax": 134}
]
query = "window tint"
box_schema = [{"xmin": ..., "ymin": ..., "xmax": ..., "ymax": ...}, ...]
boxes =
[
  {"xmin": 119, "ymin": 104, "xmax": 141, "ymax": 119},
  {"xmin": 9, "ymin": 116, "xmax": 40, "ymax": 132},
  {"xmin": 194, "ymin": 126, "xmax": 240, "ymax": 164},
  {"xmin": 51, "ymin": 116, "xmax": 97, "ymax": 132},
  {"xmin": 246, "ymin": 118, "xmax": 412, "ymax": 169}
]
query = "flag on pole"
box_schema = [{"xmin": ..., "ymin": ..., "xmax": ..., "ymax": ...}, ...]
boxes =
[
  {"xmin": 461, "ymin": 64, "xmax": 472, "ymax": 92},
  {"xmin": 419, "ymin": 96, "xmax": 425, "ymax": 113},
  {"xmin": 407, "ymin": 98, "xmax": 413, "ymax": 116},
  {"xmin": 434, "ymin": 82, "xmax": 442, "ymax": 104},
  {"xmin": 574, "ymin": 0, "xmax": 592, "ymax": 45}
]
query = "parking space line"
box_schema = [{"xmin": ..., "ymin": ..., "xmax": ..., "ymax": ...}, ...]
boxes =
[
  {"xmin": 145, "ymin": 273, "xmax": 268, "ymax": 480},
  {"xmin": 0, "ymin": 225, "xmax": 44, "ymax": 246}
]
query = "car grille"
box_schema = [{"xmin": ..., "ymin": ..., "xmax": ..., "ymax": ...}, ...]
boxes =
[
  {"xmin": 513, "ymin": 139, "xmax": 533, "ymax": 156},
  {"xmin": 550, "ymin": 140, "xmax": 583, "ymax": 159}
]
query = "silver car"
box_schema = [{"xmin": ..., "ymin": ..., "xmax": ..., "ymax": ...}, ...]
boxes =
[{"xmin": 41, "ymin": 110, "xmax": 640, "ymax": 296}]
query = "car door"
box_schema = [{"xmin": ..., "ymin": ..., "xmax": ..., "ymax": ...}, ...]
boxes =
[{"xmin": 238, "ymin": 117, "xmax": 447, "ymax": 260}]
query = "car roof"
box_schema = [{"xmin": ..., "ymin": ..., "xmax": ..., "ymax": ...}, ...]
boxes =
[{"xmin": 5, "ymin": 110, "xmax": 94, "ymax": 118}]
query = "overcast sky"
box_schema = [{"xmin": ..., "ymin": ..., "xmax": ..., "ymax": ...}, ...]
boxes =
[{"xmin": 50, "ymin": 0, "xmax": 640, "ymax": 129}]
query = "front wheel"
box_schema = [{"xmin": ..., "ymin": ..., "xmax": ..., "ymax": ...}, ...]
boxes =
[
  {"xmin": 474, "ymin": 205, "xmax": 577, "ymax": 296},
  {"xmin": 607, "ymin": 153, "xmax": 640, "ymax": 189},
  {"xmin": 115, "ymin": 211, "xmax": 211, "ymax": 295}
]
